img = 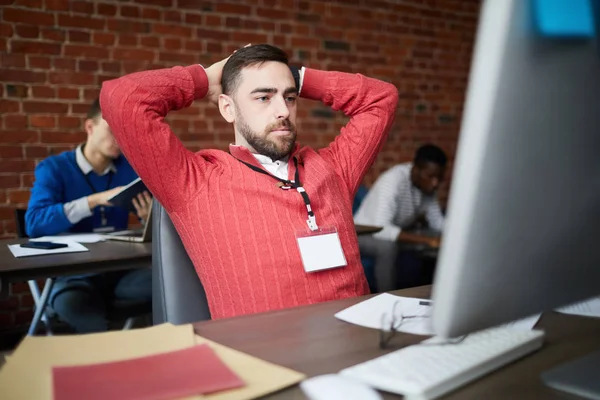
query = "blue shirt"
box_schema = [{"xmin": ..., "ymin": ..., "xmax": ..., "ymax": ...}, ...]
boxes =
[{"xmin": 25, "ymin": 147, "xmax": 139, "ymax": 238}]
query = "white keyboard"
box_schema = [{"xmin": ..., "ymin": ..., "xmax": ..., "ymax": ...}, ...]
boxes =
[{"xmin": 340, "ymin": 326, "xmax": 545, "ymax": 400}]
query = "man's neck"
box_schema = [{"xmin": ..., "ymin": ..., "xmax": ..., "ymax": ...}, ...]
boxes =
[{"xmin": 82, "ymin": 144, "xmax": 111, "ymax": 174}]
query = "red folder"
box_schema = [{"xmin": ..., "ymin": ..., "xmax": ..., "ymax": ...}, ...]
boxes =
[{"xmin": 52, "ymin": 344, "xmax": 245, "ymax": 400}]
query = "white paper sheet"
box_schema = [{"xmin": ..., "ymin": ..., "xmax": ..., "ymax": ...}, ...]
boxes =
[
  {"xmin": 334, "ymin": 293, "xmax": 434, "ymax": 336},
  {"xmin": 8, "ymin": 241, "xmax": 89, "ymax": 258},
  {"xmin": 30, "ymin": 234, "xmax": 107, "ymax": 244},
  {"xmin": 500, "ymin": 314, "xmax": 541, "ymax": 331},
  {"xmin": 556, "ymin": 296, "xmax": 600, "ymax": 318}
]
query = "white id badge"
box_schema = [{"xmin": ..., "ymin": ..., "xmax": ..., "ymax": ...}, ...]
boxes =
[{"xmin": 296, "ymin": 227, "xmax": 347, "ymax": 273}]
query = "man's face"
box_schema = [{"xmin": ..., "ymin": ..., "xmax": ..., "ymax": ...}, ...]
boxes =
[
  {"xmin": 230, "ymin": 61, "xmax": 298, "ymax": 160},
  {"xmin": 412, "ymin": 161, "xmax": 445, "ymax": 195},
  {"xmin": 86, "ymin": 115, "xmax": 120, "ymax": 159}
]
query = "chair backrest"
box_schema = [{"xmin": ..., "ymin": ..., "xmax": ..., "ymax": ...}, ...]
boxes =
[
  {"xmin": 14, "ymin": 208, "xmax": 28, "ymax": 238},
  {"xmin": 151, "ymin": 201, "xmax": 211, "ymax": 325}
]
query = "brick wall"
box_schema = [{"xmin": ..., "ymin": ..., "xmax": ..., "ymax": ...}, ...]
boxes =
[{"xmin": 0, "ymin": 0, "xmax": 480, "ymax": 330}]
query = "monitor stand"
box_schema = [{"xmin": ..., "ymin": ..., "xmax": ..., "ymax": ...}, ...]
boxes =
[{"xmin": 541, "ymin": 350, "xmax": 600, "ymax": 400}]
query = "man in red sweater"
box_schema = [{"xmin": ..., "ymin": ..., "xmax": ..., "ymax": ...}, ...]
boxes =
[{"xmin": 100, "ymin": 44, "xmax": 398, "ymax": 319}]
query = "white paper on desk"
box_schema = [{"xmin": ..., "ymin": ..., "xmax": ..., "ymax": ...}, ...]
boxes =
[
  {"xmin": 500, "ymin": 313, "xmax": 541, "ymax": 331},
  {"xmin": 8, "ymin": 241, "xmax": 89, "ymax": 258},
  {"xmin": 29, "ymin": 233, "xmax": 106, "ymax": 244},
  {"xmin": 334, "ymin": 293, "xmax": 434, "ymax": 336},
  {"xmin": 555, "ymin": 296, "xmax": 600, "ymax": 318}
]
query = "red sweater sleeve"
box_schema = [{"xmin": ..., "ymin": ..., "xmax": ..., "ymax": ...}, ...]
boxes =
[
  {"xmin": 302, "ymin": 69, "xmax": 399, "ymax": 197},
  {"xmin": 100, "ymin": 65, "xmax": 213, "ymax": 212}
]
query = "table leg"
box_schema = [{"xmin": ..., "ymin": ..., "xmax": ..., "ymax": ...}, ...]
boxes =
[{"xmin": 27, "ymin": 278, "xmax": 55, "ymax": 336}]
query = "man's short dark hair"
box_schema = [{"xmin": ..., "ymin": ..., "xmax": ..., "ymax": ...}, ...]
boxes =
[
  {"xmin": 221, "ymin": 44, "xmax": 289, "ymax": 96},
  {"xmin": 87, "ymin": 98, "xmax": 101, "ymax": 120},
  {"xmin": 414, "ymin": 144, "xmax": 447, "ymax": 167}
]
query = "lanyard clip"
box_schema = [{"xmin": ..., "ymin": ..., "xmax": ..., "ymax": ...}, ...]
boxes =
[
  {"xmin": 277, "ymin": 182, "xmax": 292, "ymax": 190},
  {"xmin": 306, "ymin": 215, "xmax": 318, "ymax": 231}
]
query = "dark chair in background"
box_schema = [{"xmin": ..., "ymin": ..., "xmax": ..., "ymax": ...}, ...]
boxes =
[{"xmin": 151, "ymin": 201, "xmax": 211, "ymax": 325}]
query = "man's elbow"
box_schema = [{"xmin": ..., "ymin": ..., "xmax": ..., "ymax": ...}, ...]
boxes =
[{"xmin": 383, "ymin": 82, "xmax": 399, "ymax": 110}]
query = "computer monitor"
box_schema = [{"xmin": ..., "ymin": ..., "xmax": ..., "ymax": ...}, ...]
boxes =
[{"xmin": 431, "ymin": 0, "xmax": 600, "ymax": 339}]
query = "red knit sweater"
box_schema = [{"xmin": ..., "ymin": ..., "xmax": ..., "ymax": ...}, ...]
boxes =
[{"xmin": 100, "ymin": 65, "xmax": 398, "ymax": 319}]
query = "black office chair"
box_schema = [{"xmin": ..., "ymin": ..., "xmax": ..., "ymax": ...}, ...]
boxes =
[
  {"xmin": 152, "ymin": 201, "xmax": 211, "ymax": 325},
  {"xmin": 15, "ymin": 208, "xmax": 151, "ymax": 334}
]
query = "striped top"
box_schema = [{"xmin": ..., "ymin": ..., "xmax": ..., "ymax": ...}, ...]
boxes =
[
  {"xmin": 100, "ymin": 64, "xmax": 398, "ymax": 319},
  {"xmin": 354, "ymin": 163, "xmax": 445, "ymax": 241}
]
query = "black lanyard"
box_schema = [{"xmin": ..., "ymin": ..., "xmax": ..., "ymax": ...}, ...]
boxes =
[
  {"xmin": 235, "ymin": 157, "xmax": 318, "ymax": 231},
  {"xmin": 77, "ymin": 158, "xmax": 113, "ymax": 227}
]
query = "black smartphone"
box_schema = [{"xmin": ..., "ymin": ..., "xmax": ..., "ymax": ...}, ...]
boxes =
[{"xmin": 20, "ymin": 241, "xmax": 69, "ymax": 250}]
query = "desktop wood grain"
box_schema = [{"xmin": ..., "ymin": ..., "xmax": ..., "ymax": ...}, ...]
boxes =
[
  {"xmin": 194, "ymin": 286, "xmax": 600, "ymax": 399},
  {"xmin": 0, "ymin": 239, "xmax": 151, "ymax": 283}
]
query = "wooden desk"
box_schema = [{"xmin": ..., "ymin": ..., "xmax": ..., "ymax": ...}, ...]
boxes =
[
  {"xmin": 0, "ymin": 238, "xmax": 152, "ymax": 335},
  {"xmin": 355, "ymin": 224, "xmax": 383, "ymax": 235},
  {"xmin": 0, "ymin": 239, "xmax": 152, "ymax": 287},
  {"xmin": 194, "ymin": 286, "xmax": 600, "ymax": 399}
]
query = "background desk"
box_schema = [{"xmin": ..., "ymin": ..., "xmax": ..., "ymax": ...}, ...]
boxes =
[
  {"xmin": 0, "ymin": 239, "xmax": 151, "ymax": 334},
  {"xmin": 355, "ymin": 225, "xmax": 383, "ymax": 235},
  {"xmin": 194, "ymin": 286, "xmax": 600, "ymax": 399}
]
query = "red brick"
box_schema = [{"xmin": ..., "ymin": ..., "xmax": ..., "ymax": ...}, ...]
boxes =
[
  {"xmin": 4, "ymin": 115, "xmax": 28, "ymax": 129},
  {"xmin": 0, "ymin": 160, "xmax": 36, "ymax": 173},
  {"xmin": 206, "ymin": 41, "xmax": 222, "ymax": 53},
  {"xmin": 118, "ymin": 34, "xmax": 138, "ymax": 47},
  {"xmin": 0, "ymin": 146, "xmax": 23, "ymax": 158},
  {"xmin": 163, "ymin": 37, "xmax": 181, "ymax": 50},
  {"xmin": 204, "ymin": 15, "xmax": 221, "ymax": 27},
  {"xmin": 97, "ymin": 3, "xmax": 117, "ymax": 16},
  {"xmin": 112, "ymin": 48, "xmax": 155, "ymax": 62},
  {"xmin": 163, "ymin": 10, "xmax": 182, "ymax": 22},
  {"xmin": 15, "ymin": 309, "xmax": 34, "ymax": 325},
  {"xmin": 41, "ymin": 28, "xmax": 66, "ymax": 42},
  {"xmin": 0, "ymin": 100, "xmax": 21, "ymax": 113},
  {"xmin": 23, "ymin": 101, "xmax": 69, "ymax": 113},
  {"xmin": 28, "ymin": 56, "xmax": 51, "ymax": 69},
  {"xmin": 0, "ymin": 38, "xmax": 5, "ymax": 51},
  {"xmin": 196, "ymin": 28, "xmax": 231, "ymax": 41},
  {"xmin": 53, "ymin": 58, "xmax": 77, "ymax": 70},
  {"xmin": 158, "ymin": 52, "xmax": 197, "ymax": 64},
  {"xmin": 106, "ymin": 19, "xmax": 150, "ymax": 33},
  {"xmin": 0, "ymin": 54, "xmax": 26, "ymax": 68},
  {"xmin": 0, "ymin": 23, "xmax": 13, "ymax": 37},
  {"xmin": 31, "ymin": 86, "xmax": 56, "ymax": 98},
  {"xmin": 24, "ymin": 145, "xmax": 49, "ymax": 158},
  {"xmin": 49, "ymin": 71, "xmax": 95, "ymax": 85},
  {"xmin": 59, "ymin": 116, "xmax": 82, "ymax": 128},
  {"xmin": 185, "ymin": 40, "xmax": 204, "ymax": 52},
  {"xmin": 41, "ymin": 131, "xmax": 86, "ymax": 143},
  {"xmin": 78, "ymin": 59, "xmax": 98, "ymax": 72},
  {"xmin": 93, "ymin": 32, "xmax": 116, "ymax": 46},
  {"xmin": 5, "ymin": 84, "xmax": 27, "ymax": 98},
  {"xmin": 140, "ymin": 36, "xmax": 160, "ymax": 47},
  {"xmin": 141, "ymin": 8, "xmax": 161, "ymax": 20},
  {"xmin": 134, "ymin": 0, "xmax": 172, "ymax": 6},
  {"xmin": 0, "ymin": 176, "xmax": 21, "ymax": 190},
  {"xmin": 15, "ymin": 24, "xmax": 40, "ymax": 39},
  {"xmin": 215, "ymin": 3, "xmax": 252, "ymax": 15},
  {"xmin": 49, "ymin": 145, "xmax": 74, "ymax": 155},
  {"xmin": 68, "ymin": 30, "xmax": 91, "ymax": 43},
  {"xmin": 12, "ymin": 40, "xmax": 61, "ymax": 55},
  {"xmin": 185, "ymin": 13, "xmax": 203, "ymax": 25},
  {"xmin": 2, "ymin": 69, "xmax": 46, "ymax": 84},
  {"xmin": 20, "ymin": 293, "xmax": 34, "ymax": 308},
  {"xmin": 0, "ymin": 296, "xmax": 19, "ymax": 310},
  {"xmin": 291, "ymin": 36, "xmax": 319, "ymax": 48},
  {"xmin": 232, "ymin": 32, "xmax": 269, "ymax": 44},
  {"xmin": 71, "ymin": 0, "xmax": 94, "ymax": 13},
  {"xmin": 71, "ymin": 103, "xmax": 90, "ymax": 115},
  {"xmin": 152, "ymin": 23, "xmax": 192, "ymax": 38},
  {"xmin": 256, "ymin": 8, "xmax": 289, "ymax": 19},
  {"xmin": 64, "ymin": 44, "xmax": 109, "ymax": 59},
  {"xmin": 4, "ymin": 8, "xmax": 55, "ymax": 26},
  {"xmin": 101, "ymin": 62, "xmax": 121, "ymax": 73},
  {"xmin": 58, "ymin": 87, "xmax": 80, "ymax": 99},
  {"xmin": 120, "ymin": 5, "xmax": 140, "ymax": 18},
  {"xmin": 21, "ymin": 172, "xmax": 35, "ymax": 187},
  {"xmin": 30, "ymin": 115, "xmax": 56, "ymax": 128},
  {"xmin": 83, "ymin": 88, "xmax": 99, "ymax": 100},
  {"xmin": 45, "ymin": 0, "xmax": 69, "ymax": 11},
  {"xmin": 58, "ymin": 14, "xmax": 105, "ymax": 30}
]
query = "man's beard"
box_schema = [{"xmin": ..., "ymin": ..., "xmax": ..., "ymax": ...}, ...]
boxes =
[{"xmin": 236, "ymin": 111, "xmax": 297, "ymax": 161}]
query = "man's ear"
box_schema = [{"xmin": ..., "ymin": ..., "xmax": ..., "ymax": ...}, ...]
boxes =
[
  {"xmin": 84, "ymin": 118, "xmax": 95, "ymax": 137},
  {"xmin": 218, "ymin": 94, "xmax": 235, "ymax": 123}
]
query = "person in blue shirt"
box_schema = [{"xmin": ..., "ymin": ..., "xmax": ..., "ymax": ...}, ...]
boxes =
[{"xmin": 25, "ymin": 99, "xmax": 152, "ymax": 333}]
